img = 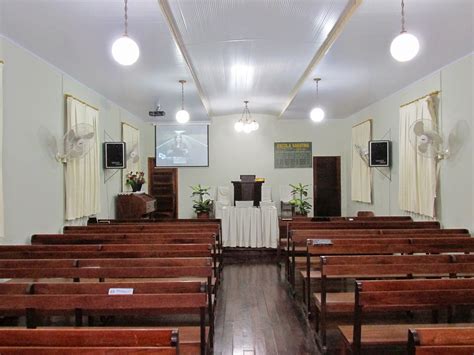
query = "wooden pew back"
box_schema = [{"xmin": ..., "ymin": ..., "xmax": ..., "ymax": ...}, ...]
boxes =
[
  {"xmin": 352, "ymin": 279, "xmax": 474, "ymax": 355},
  {"xmin": 0, "ymin": 328, "xmax": 179, "ymax": 354},
  {"xmin": 316, "ymin": 255, "xmax": 474, "ymax": 349},
  {"xmin": 407, "ymin": 327, "xmax": 474, "ymax": 355},
  {"xmin": 32, "ymin": 233, "xmax": 217, "ymax": 245}
]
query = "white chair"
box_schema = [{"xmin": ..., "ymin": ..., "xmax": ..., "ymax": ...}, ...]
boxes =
[
  {"xmin": 260, "ymin": 185, "xmax": 276, "ymax": 208},
  {"xmin": 261, "ymin": 185, "xmax": 272, "ymax": 202},
  {"xmin": 235, "ymin": 200, "xmax": 254, "ymax": 208},
  {"xmin": 279, "ymin": 185, "xmax": 293, "ymax": 203},
  {"xmin": 214, "ymin": 186, "xmax": 231, "ymax": 219},
  {"xmin": 279, "ymin": 185, "xmax": 294, "ymax": 217},
  {"xmin": 260, "ymin": 201, "xmax": 276, "ymax": 208}
]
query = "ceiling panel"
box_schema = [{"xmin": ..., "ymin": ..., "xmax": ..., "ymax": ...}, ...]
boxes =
[
  {"xmin": 0, "ymin": 0, "xmax": 209, "ymax": 122},
  {"xmin": 165, "ymin": 0, "xmax": 352, "ymax": 116},
  {"xmin": 283, "ymin": 0, "xmax": 474, "ymax": 120}
]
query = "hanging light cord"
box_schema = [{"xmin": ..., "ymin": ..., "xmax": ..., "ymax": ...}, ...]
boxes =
[
  {"xmin": 124, "ymin": 0, "xmax": 129, "ymax": 36},
  {"xmin": 181, "ymin": 81, "xmax": 185, "ymax": 110},
  {"xmin": 401, "ymin": 0, "xmax": 406, "ymax": 33}
]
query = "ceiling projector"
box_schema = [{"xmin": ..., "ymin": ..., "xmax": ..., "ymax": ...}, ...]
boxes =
[{"xmin": 149, "ymin": 103, "xmax": 166, "ymax": 117}]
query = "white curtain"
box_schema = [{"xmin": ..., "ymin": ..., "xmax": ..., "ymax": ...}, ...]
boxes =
[
  {"xmin": 65, "ymin": 97, "xmax": 100, "ymax": 220},
  {"xmin": 351, "ymin": 120, "xmax": 372, "ymax": 203},
  {"xmin": 122, "ymin": 122, "xmax": 140, "ymax": 191},
  {"xmin": 0, "ymin": 63, "xmax": 4, "ymax": 237},
  {"xmin": 399, "ymin": 95, "xmax": 438, "ymax": 217}
]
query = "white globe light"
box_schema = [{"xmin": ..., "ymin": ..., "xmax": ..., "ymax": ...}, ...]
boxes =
[
  {"xmin": 310, "ymin": 107, "xmax": 325, "ymax": 122},
  {"xmin": 234, "ymin": 121, "xmax": 244, "ymax": 132},
  {"xmin": 243, "ymin": 124, "xmax": 252, "ymax": 134},
  {"xmin": 250, "ymin": 121, "xmax": 259, "ymax": 131},
  {"xmin": 176, "ymin": 109, "xmax": 190, "ymax": 124},
  {"xmin": 390, "ymin": 32, "xmax": 419, "ymax": 62},
  {"xmin": 112, "ymin": 35, "xmax": 140, "ymax": 66}
]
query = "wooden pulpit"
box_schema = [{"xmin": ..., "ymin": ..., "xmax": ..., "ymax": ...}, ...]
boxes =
[{"xmin": 231, "ymin": 180, "xmax": 263, "ymax": 207}]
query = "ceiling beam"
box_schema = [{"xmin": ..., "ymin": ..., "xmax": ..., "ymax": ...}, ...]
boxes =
[
  {"xmin": 278, "ymin": 0, "xmax": 363, "ymax": 118},
  {"xmin": 158, "ymin": 0, "xmax": 212, "ymax": 117}
]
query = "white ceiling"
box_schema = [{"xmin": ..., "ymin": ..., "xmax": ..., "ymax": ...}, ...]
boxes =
[
  {"xmin": 0, "ymin": 0, "xmax": 472, "ymax": 122},
  {"xmin": 0, "ymin": 0, "xmax": 210, "ymax": 122},
  {"xmin": 283, "ymin": 0, "xmax": 474, "ymax": 119},
  {"xmin": 164, "ymin": 0, "xmax": 354, "ymax": 116}
]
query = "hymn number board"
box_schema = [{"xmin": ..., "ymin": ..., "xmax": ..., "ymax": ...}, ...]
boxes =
[{"xmin": 274, "ymin": 142, "xmax": 312, "ymax": 168}]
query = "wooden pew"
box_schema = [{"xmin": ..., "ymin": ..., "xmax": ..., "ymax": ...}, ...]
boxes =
[
  {"xmin": 0, "ymin": 258, "xmax": 215, "ymax": 327},
  {"xmin": 304, "ymin": 240, "xmax": 474, "ymax": 316},
  {"xmin": 64, "ymin": 224, "xmax": 220, "ymax": 234},
  {"xmin": 313, "ymin": 254, "xmax": 474, "ymax": 351},
  {"xmin": 338, "ymin": 279, "xmax": 474, "ymax": 355},
  {"xmin": 0, "ymin": 292, "xmax": 208, "ymax": 354},
  {"xmin": 281, "ymin": 221, "xmax": 443, "ymax": 278},
  {"xmin": 32, "ymin": 233, "xmax": 217, "ymax": 245},
  {"xmin": 31, "ymin": 234, "xmax": 220, "ymax": 278},
  {"xmin": 290, "ymin": 221, "xmax": 440, "ymax": 231},
  {"xmin": 63, "ymin": 225, "xmax": 224, "ymax": 268},
  {"xmin": 0, "ymin": 244, "xmax": 213, "ymax": 260},
  {"xmin": 0, "ymin": 259, "xmax": 214, "ymax": 304},
  {"xmin": 288, "ymin": 233, "xmax": 472, "ymax": 289},
  {"xmin": 0, "ymin": 328, "xmax": 179, "ymax": 354},
  {"xmin": 407, "ymin": 327, "xmax": 474, "ymax": 355},
  {"xmin": 94, "ymin": 218, "xmax": 222, "ymax": 224}
]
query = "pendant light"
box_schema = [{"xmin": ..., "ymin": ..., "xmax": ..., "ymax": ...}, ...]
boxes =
[
  {"xmin": 235, "ymin": 100, "xmax": 258, "ymax": 133},
  {"xmin": 112, "ymin": 0, "xmax": 140, "ymax": 66},
  {"xmin": 309, "ymin": 78, "xmax": 325, "ymax": 123},
  {"xmin": 390, "ymin": 0, "xmax": 419, "ymax": 62},
  {"xmin": 176, "ymin": 80, "xmax": 190, "ymax": 124}
]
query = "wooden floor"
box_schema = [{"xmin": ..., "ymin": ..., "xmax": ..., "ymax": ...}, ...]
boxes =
[{"xmin": 213, "ymin": 263, "xmax": 319, "ymax": 355}]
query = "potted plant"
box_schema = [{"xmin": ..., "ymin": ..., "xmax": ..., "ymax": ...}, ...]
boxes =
[
  {"xmin": 191, "ymin": 184, "xmax": 213, "ymax": 219},
  {"xmin": 126, "ymin": 171, "xmax": 146, "ymax": 192},
  {"xmin": 289, "ymin": 183, "xmax": 312, "ymax": 216}
]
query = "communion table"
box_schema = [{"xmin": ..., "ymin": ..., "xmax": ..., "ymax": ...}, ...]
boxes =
[{"xmin": 221, "ymin": 206, "xmax": 279, "ymax": 248}]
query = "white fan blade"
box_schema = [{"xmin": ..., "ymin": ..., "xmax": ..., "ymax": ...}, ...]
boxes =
[
  {"xmin": 79, "ymin": 132, "xmax": 95, "ymax": 140},
  {"xmin": 418, "ymin": 142, "xmax": 429, "ymax": 154},
  {"xmin": 413, "ymin": 121, "xmax": 425, "ymax": 136},
  {"xmin": 424, "ymin": 130, "xmax": 443, "ymax": 145}
]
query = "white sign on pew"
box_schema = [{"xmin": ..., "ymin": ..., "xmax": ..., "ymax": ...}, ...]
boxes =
[{"xmin": 108, "ymin": 288, "xmax": 134, "ymax": 295}]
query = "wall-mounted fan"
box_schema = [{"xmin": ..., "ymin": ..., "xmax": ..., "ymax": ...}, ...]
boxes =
[
  {"xmin": 408, "ymin": 119, "xmax": 448, "ymax": 161},
  {"xmin": 127, "ymin": 143, "xmax": 140, "ymax": 164},
  {"xmin": 354, "ymin": 144, "xmax": 369, "ymax": 165},
  {"xmin": 55, "ymin": 123, "xmax": 95, "ymax": 163}
]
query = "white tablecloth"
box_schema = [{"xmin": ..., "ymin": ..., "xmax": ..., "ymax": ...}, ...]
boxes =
[{"xmin": 221, "ymin": 206, "xmax": 279, "ymax": 248}]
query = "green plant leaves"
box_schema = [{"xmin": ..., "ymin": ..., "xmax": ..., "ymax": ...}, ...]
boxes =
[
  {"xmin": 289, "ymin": 182, "xmax": 312, "ymax": 215},
  {"xmin": 190, "ymin": 185, "xmax": 213, "ymax": 213}
]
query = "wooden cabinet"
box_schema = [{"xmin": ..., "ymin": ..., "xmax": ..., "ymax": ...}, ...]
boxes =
[
  {"xmin": 116, "ymin": 193, "xmax": 156, "ymax": 220},
  {"xmin": 148, "ymin": 158, "xmax": 178, "ymax": 219}
]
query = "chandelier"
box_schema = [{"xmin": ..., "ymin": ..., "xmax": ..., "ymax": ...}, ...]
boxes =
[{"xmin": 234, "ymin": 100, "xmax": 259, "ymax": 133}]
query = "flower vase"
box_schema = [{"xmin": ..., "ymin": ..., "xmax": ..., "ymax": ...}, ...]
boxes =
[{"xmin": 132, "ymin": 183, "xmax": 142, "ymax": 192}]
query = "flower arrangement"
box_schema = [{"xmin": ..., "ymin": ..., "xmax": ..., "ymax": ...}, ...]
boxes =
[
  {"xmin": 126, "ymin": 171, "xmax": 146, "ymax": 192},
  {"xmin": 289, "ymin": 183, "xmax": 312, "ymax": 216},
  {"xmin": 191, "ymin": 184, "xmax": 213, "ymax": 218}
]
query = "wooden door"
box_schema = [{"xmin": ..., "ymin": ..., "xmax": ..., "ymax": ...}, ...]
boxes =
[
  {"xmin": 313, "ymin": 156, "xmax": 341, "ymax": 217},
  {"xmin": 148, "ymin": 158, "xmax": 178, "ymax": 219}
]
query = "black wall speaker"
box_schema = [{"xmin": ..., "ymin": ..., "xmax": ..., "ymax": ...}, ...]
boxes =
[
  {"xmin": 369, "ymin": 140, "xmax": 391, "ymax": 167},
  {"xmin": 103, "ymin": 142, "xmax": 126, "ymax": 169}
]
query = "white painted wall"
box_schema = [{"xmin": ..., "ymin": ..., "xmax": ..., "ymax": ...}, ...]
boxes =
[
  {"xmin": 176, "ymin": 114, "xmax": 349, "ymax": 218},
  {"xmin": 0, "ymin": 36, "xmax": 154, "ymax": 244},
  {"xmin": 345, "ymin": 54, "xmax": 473, "ymax": 230},
  {"xmin": 0, "ymin": 33, "xmax": 472, "ymax": 241}
]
